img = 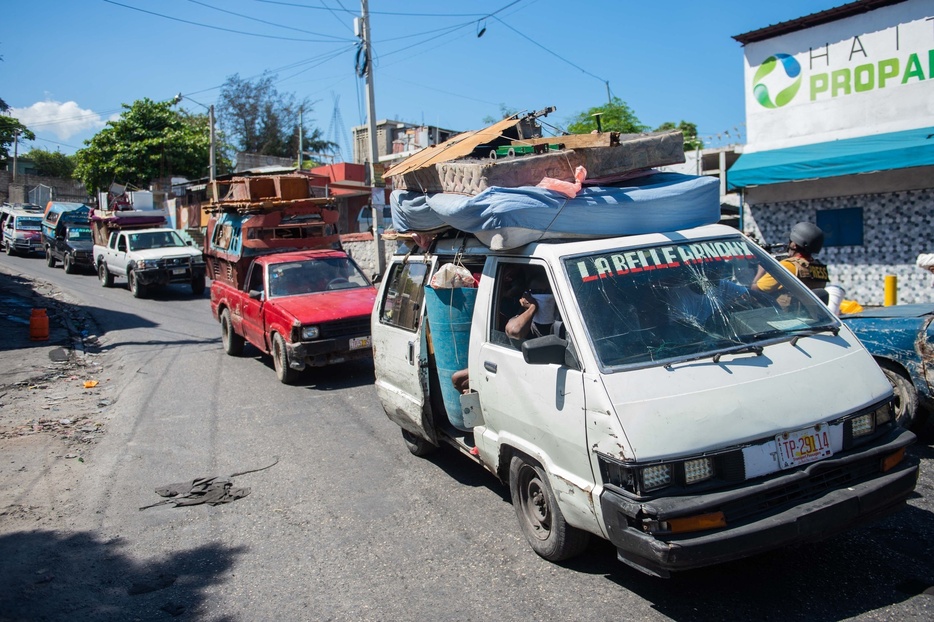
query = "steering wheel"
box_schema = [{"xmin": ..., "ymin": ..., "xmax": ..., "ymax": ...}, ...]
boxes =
[{"xmin": 326, "ymin": 277, "xmax": 350, "ymax": 290}]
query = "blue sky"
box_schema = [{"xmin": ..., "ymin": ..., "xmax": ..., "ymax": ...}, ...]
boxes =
[{"xmin": 2, "ymin": 0, "xmax": 848, "ymax": 158}]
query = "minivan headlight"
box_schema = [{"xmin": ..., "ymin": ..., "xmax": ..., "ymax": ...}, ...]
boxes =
[
  {"xmin": 641, "ymin": 464, "xmax": 673, "ymax": 491},
  {"xmin": 301, "ymin": 325, "xmax": 320, "ymax": 340}
]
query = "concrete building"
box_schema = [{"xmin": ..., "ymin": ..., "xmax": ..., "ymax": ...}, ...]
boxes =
[
  {"xmin": 351, "ymin": 120, "xmax": 460, "ymax": 181},
  {"xmin": 728, "ymin": 0, "xmax": 934, "ymax": 305}
]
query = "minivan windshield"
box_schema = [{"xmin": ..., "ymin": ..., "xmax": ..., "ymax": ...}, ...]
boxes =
[
  {"xmin": 563, "ymin": 235, "xmax": 838, "ymax": 369},
  {"xmin": 15, "ymin": 217, "xmax": 42, "ymax": 231}
]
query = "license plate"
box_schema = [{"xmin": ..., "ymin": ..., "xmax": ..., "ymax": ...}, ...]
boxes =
[
  {"xmin": 172, "ymin": 268, "xmax": 186, "ymax": 275},
  {"xmin": 350, "ymin": 336, "xmax": 370, "ymax": 350},
  {"xmin": 776, "ymin": 423, "xmax": 832, "ymax": 469}
]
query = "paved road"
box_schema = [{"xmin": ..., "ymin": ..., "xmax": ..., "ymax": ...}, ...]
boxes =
[{"xmin": 1, "ymin": 250, "xmax": 933, "ymax": 621}]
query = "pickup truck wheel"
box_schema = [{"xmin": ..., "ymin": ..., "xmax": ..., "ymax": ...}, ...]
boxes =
[
  {"xmin": 191, "ymin": 274, "xmax": 206, "ymax": 296},
  {"xmin": 46, "ymin": 248, "xmax": 56, "ymax": 268},
  {"xmin": 63, "ymin": 253, "xmax": 75, "ymax": 274},
  {"xmin": 220, "ymin": 309, "xmax": 244, "ymax": 356},
  {"xmin": 401, "ymin": 429, "xmax": 437, "ymax": 457},
  {"xmin": 272, "ymin": 333, "xmax": 298, "ymax": 385},
  {"xmin": 509, "ymin": 454, "xmax": 589, "ymax": 562},
  {"xmin": 98, "ymin": 262, "xmax": 114, "ymax": 287},
  {"xmin": 128, "ymin": 270, "xmax": 146, "ymax": 298},
  {"xmin": 879, "ymin": 361, "xmax": 919, "ymax": 430}
]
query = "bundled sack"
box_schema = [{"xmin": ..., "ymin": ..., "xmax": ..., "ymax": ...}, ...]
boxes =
[{"xmin": 430, "ymin": 263, "xmax": 477, "ymax": 289}]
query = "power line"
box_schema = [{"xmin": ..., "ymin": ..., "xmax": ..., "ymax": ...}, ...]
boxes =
[
  {"xmin": 490, "ymin": 16, "xmax": 608, "ymax": 85},
  {"xmin": 102, "ymin": 0, "xmax": 354, "ymax": 43},
  {"xmin": 185, "ymin": 0, "xmax": 348, "ymax": 40}
]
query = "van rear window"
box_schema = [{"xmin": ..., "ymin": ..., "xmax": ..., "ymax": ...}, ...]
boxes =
[{"xmin": 564, "ymin": 235, "xmax": 837, "ymax": 369}]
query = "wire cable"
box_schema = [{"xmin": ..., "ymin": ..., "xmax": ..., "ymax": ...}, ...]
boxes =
[{"xmin": 102, "ymin": 0, "xmax": 354, "ymax": 43}]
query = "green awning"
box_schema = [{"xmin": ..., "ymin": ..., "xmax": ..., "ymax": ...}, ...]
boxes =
[{"xmin": 728, "ymin": 126, "xmax": 934, "ymax": 190}]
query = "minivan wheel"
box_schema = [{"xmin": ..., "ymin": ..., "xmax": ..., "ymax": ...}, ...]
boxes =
[
  {"xmin": 46, "ymin": 248, "xmax": 56, "ymax": 268},
  {"xmin": 509, "ymin": 454, "xmax": 589, "ymax": 562},
  {"xmin": 98, "ymin": 262, "xmax": 114, "ymax": 287},
  {"xmin": 272, "ymin": 333, "xmax": 298, "ymax": 385},
  {"xmin": 401, "ymin": 429, "xmax": 437, "ymax": 457},
  {"xmin": 220, "ymin": 308, "xmax": 244, "ymax": 356},
  {"xmin": 63, "ymin": 253, "xmax": 75, "ymax": 274}
]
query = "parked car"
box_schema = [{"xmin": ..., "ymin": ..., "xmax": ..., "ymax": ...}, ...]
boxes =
[
  {"xmin": 42, "ymin": 202, "xmax": 93, "ymax": 273},
  {"xmin": 841, "ymin": 303, "xmax": 934, "ymax": 431},
  {"xmin": 1, "ymin": 204, "xmax": 45, "ymax": 256}
]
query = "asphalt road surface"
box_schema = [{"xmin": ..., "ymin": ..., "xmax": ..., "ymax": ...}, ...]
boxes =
[{"xmin": 1, "ymin": 250, "xmax": 933, "ymax": 621}]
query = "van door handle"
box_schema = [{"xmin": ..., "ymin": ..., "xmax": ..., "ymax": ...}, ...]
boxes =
[
  {"xmin": 407, "ymin": 341, "xmax": 415, "ymax": 365},
  {"xmin": 484, "ymin": 361, "xmax": 497, "ymax": 373}
]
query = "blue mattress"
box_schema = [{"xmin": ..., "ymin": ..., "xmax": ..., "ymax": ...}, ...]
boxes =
[{"xmin": 391, "ymin": 172, "xmax": 721, "ymax": 250}]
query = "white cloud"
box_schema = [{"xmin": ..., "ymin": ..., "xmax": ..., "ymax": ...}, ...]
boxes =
[{"xmin": 11, "ymin": 100, "xmax": 107, "ymax": 140}]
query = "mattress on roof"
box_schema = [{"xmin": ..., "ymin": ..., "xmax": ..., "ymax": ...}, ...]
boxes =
[{"xmin": 390, "ymin": 172, "xmax": 721, "ymax": 251}]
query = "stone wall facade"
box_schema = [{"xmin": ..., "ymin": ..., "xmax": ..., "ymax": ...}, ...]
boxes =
[
  {"xmin": 340, "ymin": 233, "xmax": 398, "ymax": 280},
  {"xmin": 745, "ymin": 187, "xmax": 934, "ymax": 306},
  {"xmin": 0, "ymin": 171, "xmax": 91, "ymax": 205}
]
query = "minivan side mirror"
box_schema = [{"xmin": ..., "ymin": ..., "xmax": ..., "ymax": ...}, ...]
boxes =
[{"xmin": 522, "ymin": 335, "xmax": 579, "ymax": 369}]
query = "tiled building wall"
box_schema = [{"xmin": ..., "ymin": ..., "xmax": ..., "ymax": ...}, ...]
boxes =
[{"xmin": 744, "ymin": 187, "xmax": 934, "ymax": 306}]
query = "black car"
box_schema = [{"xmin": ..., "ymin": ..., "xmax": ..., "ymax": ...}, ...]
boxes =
[{"xmin": 45, "ymin": 222, "xmax": 94, "ymax": 273}]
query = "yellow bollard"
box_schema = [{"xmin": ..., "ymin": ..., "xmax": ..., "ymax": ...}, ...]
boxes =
[{"xmin": 884, "ymin": 275, "xmax": 897, "ymax": 306}]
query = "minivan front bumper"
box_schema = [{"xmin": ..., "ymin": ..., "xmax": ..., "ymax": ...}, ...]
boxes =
[{"xmin": 599, "ymin": 428, "xmax": 919, "ymax": 577}]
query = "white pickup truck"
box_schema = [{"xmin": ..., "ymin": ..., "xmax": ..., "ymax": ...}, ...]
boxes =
[{"xmin": 94, "ymin": 227, "xmax": 206, "ymax": 297}]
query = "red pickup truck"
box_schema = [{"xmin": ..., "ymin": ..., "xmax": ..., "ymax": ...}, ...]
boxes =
[{"xmin": 210, "ymin": 249, "xmax": 376, "ymax": 383}]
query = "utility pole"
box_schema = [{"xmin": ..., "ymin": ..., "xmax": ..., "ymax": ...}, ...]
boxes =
[
  {"xmin": 360, "ymin": 0, "xmax": 385, "ymax": 275},
  {"xmin": 12, "ymin": 129, "xmax": 19, "ymax": 183},
  {"xmin": 208, "ymin": 104, "xmax": 216, "ymax": 183},
  {"xmin": 298, "ymin": 109, "xmax": 304, "ymax": 170}
]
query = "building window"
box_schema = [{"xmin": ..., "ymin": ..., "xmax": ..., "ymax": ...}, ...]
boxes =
[{"xmin": 816, "ymin": 207, "xmax": 863, "ymax": 247}]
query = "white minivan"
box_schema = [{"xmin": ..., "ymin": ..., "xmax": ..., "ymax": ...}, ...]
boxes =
[{"xmin": 371, "ymin": 224, "xmax": 919, "ymax": 577}]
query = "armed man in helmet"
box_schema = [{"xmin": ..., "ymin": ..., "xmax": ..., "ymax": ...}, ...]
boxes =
[{"xmin": 752, "ymin": 222, "xmax": 830, "ymax": 303}]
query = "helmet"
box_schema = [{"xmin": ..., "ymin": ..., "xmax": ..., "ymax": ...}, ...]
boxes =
[{"xmin": 789, "ymin": 222, "xmax": 824, "ymax": 254}]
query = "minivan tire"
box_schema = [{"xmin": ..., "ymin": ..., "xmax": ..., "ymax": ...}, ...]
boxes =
[
  {"xmin": 509, "ymin": 454, "xmax": 589, "ymax": 562},
  {"xmin": 402, "ymin": 429, "xmax": 437, "ymax": 456},
  {"xmin": 63, "ymin": 253, "xmax": 75, "ymax": 274},
  {"xmin": 46, "ymin": 248, "xmax": 56, "ymax": 268}
]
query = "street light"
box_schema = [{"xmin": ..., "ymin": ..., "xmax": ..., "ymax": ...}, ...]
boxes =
[{"xmin": 173, "ymin": 93, "xmax": 216, "ymax": 183}]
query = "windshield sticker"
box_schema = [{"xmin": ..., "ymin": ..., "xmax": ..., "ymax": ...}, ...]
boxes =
[{"xmin": 574, "ymin": 240, "xmax": 756, "ymax": 283}]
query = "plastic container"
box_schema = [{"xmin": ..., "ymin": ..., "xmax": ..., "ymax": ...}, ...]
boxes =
[
  {"xmin": 424, "ymin": 286, "xmax": 477, "ymax": 431},
  {"xmin": 30, "ymin": 308, "xmax": 49, "ymax": 341}
]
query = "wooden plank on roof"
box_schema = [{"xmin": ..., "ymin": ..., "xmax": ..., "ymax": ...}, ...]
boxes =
[{"xmin": 384, "ymin": 116, "xmax": 523, "ymax": 178}]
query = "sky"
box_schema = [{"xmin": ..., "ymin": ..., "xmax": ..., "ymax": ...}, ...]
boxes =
[{"xmin": 1, "ymin": 0, "xmax": 851, "ymax": 159}]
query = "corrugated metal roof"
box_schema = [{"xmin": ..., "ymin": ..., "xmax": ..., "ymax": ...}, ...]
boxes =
[{"xmin": 733, "ymin": 0, "xmax": 906, "ymax": 45}]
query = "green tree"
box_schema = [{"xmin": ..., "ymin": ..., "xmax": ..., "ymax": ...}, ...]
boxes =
[
  {"xmin": 23, "ymin": 149, "xmax": 76, "ymax": 178},
  {"xmin": 482, "ymin": 104, "xmax": 520, "ymax": 125},
  {"xmin": 218, "ymin": 73, "xmax": 335, "ymax": 160},
  {"xmin": 566, "ymin": 97, "xmax": 646, "ymax": 134},
  {"xmin": 655, "ymin": 120, "xmax": 703, "ymax": 151},
  {"xmin": 73, "ymin": 98, "xmax": 215, "ymax": 191},
  {"xmin": 0, "ymin": 99, "xmax": 35, "ymax": 161}
]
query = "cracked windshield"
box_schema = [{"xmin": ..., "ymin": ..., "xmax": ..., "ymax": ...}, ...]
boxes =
[{"xmin": 565, "ymin": 235, "xmax": 838, "ymax": 368}]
